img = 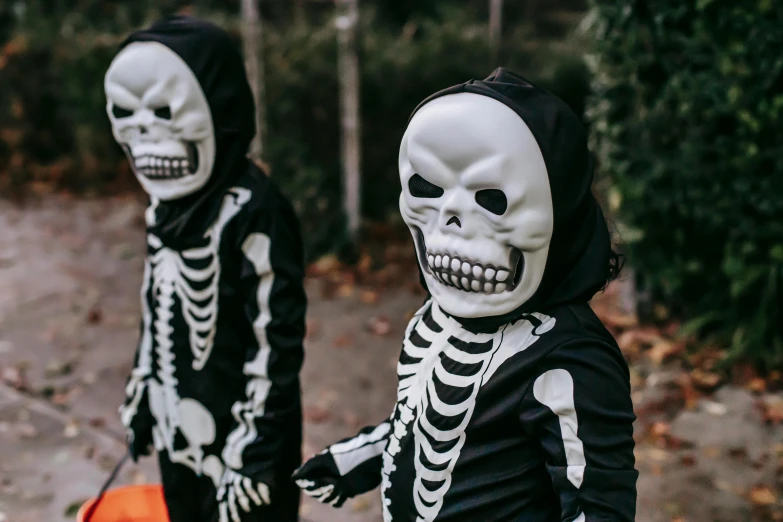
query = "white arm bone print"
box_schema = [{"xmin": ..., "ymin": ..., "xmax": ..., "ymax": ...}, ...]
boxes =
[
  {"xmin": 119, "ymin": 257, "xmax": 154, "ymax": 429},
  {"xmin": 222, "ymin": 232, "xmax": 274, "ymax": 470},
  {"xmin": 533, "ymin": 369, "xmax": 587, "ymax": 492}
]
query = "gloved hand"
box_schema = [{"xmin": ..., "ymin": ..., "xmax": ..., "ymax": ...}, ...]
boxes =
[
  {"xmin": 122, "ymin": 388, "xmax": 155, "ymax": 462},
  {"xmin": 217, "ymin": 468, "xmax": 271, "ymax": 522},
  {"xmin": 292, "ymin": 450, "xmax": 351, "ymax": 507}
]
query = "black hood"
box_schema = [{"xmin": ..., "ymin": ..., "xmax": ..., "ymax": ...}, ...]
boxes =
[
  {"xmin": 410, "ymin": 67, "xmax": 616, "ymax": 330},
  {"xmin": 119, "ymin": 15, "xmax": 257, "ymax": 245}
]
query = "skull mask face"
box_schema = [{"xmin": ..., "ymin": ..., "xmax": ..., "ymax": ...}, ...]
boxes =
[
  {"xmin": 105, "ymin": 41, "xmax": 216, "ymax": 201},
  {"xmin": 399, "ymin": 93, "xmax": 554, "ymax": 318}
]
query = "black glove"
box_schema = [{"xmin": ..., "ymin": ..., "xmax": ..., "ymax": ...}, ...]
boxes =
[
  {"xmin": 125, "ymin": 388, "xmax": 155, "ymax": 462},
  {"xmin": 292, "ymin": 450, "xmax": 351, "ymax": 507}
]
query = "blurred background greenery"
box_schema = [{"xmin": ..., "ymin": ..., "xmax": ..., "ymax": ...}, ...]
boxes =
[{"xmin": 0, "ymin": 0, "xmax": 780, "ymax": 367}]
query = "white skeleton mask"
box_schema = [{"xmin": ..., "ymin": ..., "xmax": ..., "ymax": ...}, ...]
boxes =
[
  {"xmin": 105, "ymin": 41, "xmax": 216, "ymax": 201},
  {"xmin": 399, "ymin": 93, "xmax": 554, "ymax": 318}
]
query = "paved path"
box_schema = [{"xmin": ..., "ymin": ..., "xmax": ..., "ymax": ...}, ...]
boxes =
[{"xmin": 1, "ymin": 196, "xmax": 782, "ymax": 522}]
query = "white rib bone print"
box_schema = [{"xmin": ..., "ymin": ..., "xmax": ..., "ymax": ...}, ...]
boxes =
[
  {"xmin": 144, "ymin": 188, "xmax": 250, "ymax": 480},
  {"xmin": 382, "ymin": 301, "xmax": 555, "ymax": 522}
]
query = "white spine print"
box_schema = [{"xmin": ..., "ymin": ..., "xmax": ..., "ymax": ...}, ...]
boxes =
[
  {"xmin": 222, "ymin": 232, "xmax": 274, "ymax": 470},
  {"xmin": 383, "ymin": 301, "xmax": 555, "ymax": 522},
  {"xmin": 143, "ymin": 188, "xmax": 250, "ymax": 479}
]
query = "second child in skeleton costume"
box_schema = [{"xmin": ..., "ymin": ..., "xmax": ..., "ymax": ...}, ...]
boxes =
[
  {"xmin": 104, "ymin": 16, "xmax": 306, "ymax": 522},
  {"xmin": 294, "ymin": 68, "xmax": 638, "ymax": 521}
]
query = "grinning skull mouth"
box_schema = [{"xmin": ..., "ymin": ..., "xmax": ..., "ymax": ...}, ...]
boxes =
[
  {"xmin": 123, "ymin": 142, "xmax": 199, "ymax": 180},
  {"xmin": 414, "ymin": 228, "xmax": 524, "ymax": 294}
]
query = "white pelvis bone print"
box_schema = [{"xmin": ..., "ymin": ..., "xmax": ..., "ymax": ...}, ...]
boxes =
[
  {"xmin": 399, "ymin": 93, "xmax": 554, "ymax": 318},
  {"xmin": 105, "ymin": 41, "xmax": 215, "ymax": 201}
]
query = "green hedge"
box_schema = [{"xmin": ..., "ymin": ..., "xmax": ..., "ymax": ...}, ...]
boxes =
[
  {"xmin": 587, "ymin": 0, "xmax": 783, "ymax": 366},
  {"xmin": 0, "ymin": 2, "xmax": 591, "ymax": 259}
]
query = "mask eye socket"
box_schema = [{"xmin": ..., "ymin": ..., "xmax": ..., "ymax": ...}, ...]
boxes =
[
  {"xmin": 475, "ymin": 189, "xmax": 508, "ymax": 215},
  {"xmin": 408, "ymin": 173, "xmax": 444, "ymax": 198},
  {"xmin": 154, "ymin": 106, "xmax": 172, "ymax": 120},
  {"xmin": 111, "ymin": 105, "xmax": 133, "ymax": 118}
]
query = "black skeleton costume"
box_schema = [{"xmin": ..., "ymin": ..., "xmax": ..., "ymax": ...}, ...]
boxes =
[
  {"xmin": 294, "ymin": 69, "xmax": 637, "ymax": 521},
  {"xmin": 104, "ymin": 17, "xmax": 305, "ymax": 522}
]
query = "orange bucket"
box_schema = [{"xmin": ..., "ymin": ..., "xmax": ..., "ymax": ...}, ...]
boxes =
[{"xmin": 77, "ymin": 484, "xmax": 169, "ymax": 522}]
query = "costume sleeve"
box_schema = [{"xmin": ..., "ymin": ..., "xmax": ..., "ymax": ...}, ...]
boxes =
[
  {"xmin": 518, "ymin": 340, "xmax": 638, "ymax": 522},
  {"xmin": 220, "ymin": 195, "xmax": 307, "ymax": 498},
  {"xmin": 119, "ymin": 257, "xmax": 155, "ymax": 429},
  {"xmin": 293, "ymin": 421, "xmax": 391, "ymax": 506}
]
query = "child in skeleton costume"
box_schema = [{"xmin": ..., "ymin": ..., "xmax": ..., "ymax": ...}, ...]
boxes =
[
  {"xmin": 104, "ymin": 16, "xmax": 306, "ymax": 522},
  {"xmin": 294, "ymin": 68, "xmax": 638, "ymax": 521}
]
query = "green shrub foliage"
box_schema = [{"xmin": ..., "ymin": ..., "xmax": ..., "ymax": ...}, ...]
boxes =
[
  {"xmin": 587, "ymin": 0, "xmax": 783, "ymax": 365},
  {"xmin": 0, "ymin": 2, "xmax": 590, "ymax": 259}
]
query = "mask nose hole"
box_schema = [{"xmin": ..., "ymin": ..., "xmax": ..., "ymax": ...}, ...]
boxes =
[
  {"xmin": 139, "ymin": 126, "xmax": 148, "ymax": 135},
  {"xmin": 446, "ymin": 216, "xmax": 461, "ymax": 228}
]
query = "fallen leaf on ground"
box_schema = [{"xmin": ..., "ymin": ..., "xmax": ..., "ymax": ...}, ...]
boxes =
[
  {"xmin": 337, "ymin": 283, "xmax": 354, "ymax": 298},
  {"xmin": 44, "ymin": 358, "xmax": 73, "ymax": 378},
  {"xmin": 63, "ymin": 419, "xmax": 80, "ymax": 438},
  {"xmin": 664, "ymin": 435, "xmax": 694, "ymax": 450},
  {"xmin": 760, "ymin": 395, "xmax": 783, "ymax": 425},
  {"xmin": 366, "ymin": 316, "xmax": 392, "ymax": 336},
  {"xmin": 749, "ymin": 485, "xmax": 777, "ymax": 506},
  {"xmin": 351, "ymin": 496, "xmax": 372, "ymax": 512},
  {"xmin": 728, "ymin": 447, "xmax": 748, "ymax": 459},
  {"xmin": 307, "ymin": 254, "xmax": 341, "ymax": 277},
  {"xmin": 594, "ymin": 309, "xmax": 638, "ymax": 329},
  {"xmin": 360, "ymin": 290, "xmax": 380, "ymax": 304},
  {"xmin": 332, "ymin": 334, "xmax": 354, "ymax": 348},
  {"xmin": 51, "ymin": 391, "xmax": 71, "ymax": 407},
  {"xmin": 616, "ymin": 327, "xmax": 663, "ymax": 354},
  {"xmin": 64, "ymin": 500, "xmax": 87, "ymax": 517},
  {"xmin": 649, "ymin": 421, "xmax": 670, "ymax": 439},
  {"xmin": 88, "ymin": 417, "xmax": 106, "ymax": 429},
  {"xmin": 86, "ymin": 307, "xmax": 102, "ymax": 324},
  {"xmin": 303, "ymin": 407, "xmax": 330, "ymax": 424},
  {"xmin": 1, "ymin": 365, "xmax": 28, "ymax": 390},
  {"xmin": 748, "ymin": 378, "xmax": 767, "ymax": 394},
  {"xmin": 629, "ymin": 369, "xmax": 645, "ymax": 390},
  {"xmin": 680, "ymin": 454, "xmax": 696, "ymax": 467},
  {"xmin": 690, "ymin": 369, "xmax": 722, "ymax": 391},
  {"xmin": 647, "ymin": 340, "xmax": 684, "ymax": 366}
]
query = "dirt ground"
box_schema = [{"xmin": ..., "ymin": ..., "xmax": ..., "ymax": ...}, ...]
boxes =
[{"xmin": 1, "ymin": 195, "xmax": 782, "ymax": 522}]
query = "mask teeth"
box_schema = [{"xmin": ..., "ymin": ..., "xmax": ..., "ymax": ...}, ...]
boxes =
[
  {"xmin": 426, "ymin": 251, "xmax": 511, "ymax": 294},
  {"xmin": 133, "ymin": 154, "xmax": 191, "ymax": 180}
]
